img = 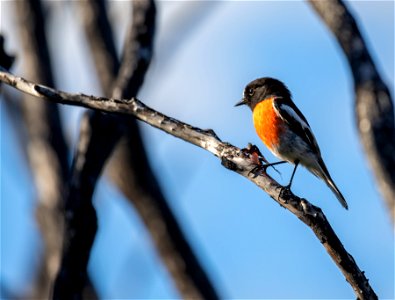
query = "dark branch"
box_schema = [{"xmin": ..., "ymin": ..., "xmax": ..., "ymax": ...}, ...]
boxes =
[
  {"xmin": 309, "ymin": 0, "xmax": 395, "ymax": 222},
  {"xmin": 78, "ymin": 0, "xmax": 119, "ymax": 94},
  {"xmin": 78, "ymin": 0, "xmax": 219, "ymax": 298},
  {"xmin": 0, "ymin": 69, "xmax": 378, "ymax": 299},
  {"xmin": 111, "ymin": 0, "xmax": 155, "ymax": 99},
  {"xmin": 0, "ymin": 34, "xmax": 15, "ymax": 71},
  {"xmin": 52, "ymin": 0, "xmax": 157, "ymax": 299}
]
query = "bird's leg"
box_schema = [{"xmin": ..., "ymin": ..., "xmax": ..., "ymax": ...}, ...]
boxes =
[
  {"xmin": 279, "ymin": 160, "xmax": 299, "ymax": 200},
  {"xmin": 287, "ymin": 160, "xmax": 299, "ymax": 189},
  {"xmin": 262, "ymin": 160, "xmax": 287, "ymax": 171}
]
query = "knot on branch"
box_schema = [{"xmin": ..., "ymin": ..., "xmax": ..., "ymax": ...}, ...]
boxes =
[
  {"xmin": 300, "ymin": 199, "xmax": 319, "ymax": 217},
  {"xmin": 221, "ymin": 156, "xmax": 240, "ymax": 171}
]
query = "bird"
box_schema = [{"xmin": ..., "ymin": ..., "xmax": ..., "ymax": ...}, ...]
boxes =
[{"xmin": 235, "ymin": 77, "xmax": 348, "ymax": 209}]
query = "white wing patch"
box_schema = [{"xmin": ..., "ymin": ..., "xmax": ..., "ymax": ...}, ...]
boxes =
[
  {"xmin": 273, "ymin": 102, "xmax": 310, "ymax": 130},
  {"xmin": 273, "ymin": 100, "xmax": 321, "ymax": 154}
]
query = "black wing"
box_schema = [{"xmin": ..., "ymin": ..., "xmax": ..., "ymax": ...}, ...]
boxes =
[{"xmin": 273, "ymin": 98, "xmax": 321, "ymax": 155}]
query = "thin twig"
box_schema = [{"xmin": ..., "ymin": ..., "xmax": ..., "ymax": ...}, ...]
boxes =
[
  {"xmin": 0, "ymin": 68, "xmax": 378, "ymax": 299},
  {"xmin": 309, "ymin": 0, "xmax": 395, "ymax": 222},
  {"xmin": 78, "ymin": 0, "xmax": 219, "ymax": 298}
]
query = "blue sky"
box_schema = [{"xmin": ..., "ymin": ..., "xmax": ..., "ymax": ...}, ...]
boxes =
[{"xmin": 1, "ymin": 1, "xmax": 394, "ymax": 299}]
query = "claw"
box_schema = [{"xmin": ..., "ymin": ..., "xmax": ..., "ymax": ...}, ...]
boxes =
[
  {"xmin": 248, "ymin": 165, "xmax": 264, "ymax": 177},
  {"xmin": 278, "ymin": 185, "xmax": 292, "ymax": 203},
  {"xmin": 242, "ymin": 143, "xmax": 284, "ymax": 175}
]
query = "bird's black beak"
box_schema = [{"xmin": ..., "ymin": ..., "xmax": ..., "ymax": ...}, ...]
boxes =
[{"xmin": 235, "ymin": 98, "xmax": 248, "ymax": 107}]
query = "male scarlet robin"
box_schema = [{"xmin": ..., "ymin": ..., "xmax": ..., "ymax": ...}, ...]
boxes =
[{"xmin": 235, "ymin": 77, "xmax": 348, "ymax": 209}]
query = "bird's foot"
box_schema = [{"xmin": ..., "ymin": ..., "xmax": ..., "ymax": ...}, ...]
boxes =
[
  {"xmin": 242, "ymin": 143, "xmax": 268, "ymax": 164},
  {"xmin": 242, "ymin": 143, "xmax": 283, "ymax": 176},
  {"xmin": 278, "ymin": 184, "xmax": 293, "ymax": 203}
]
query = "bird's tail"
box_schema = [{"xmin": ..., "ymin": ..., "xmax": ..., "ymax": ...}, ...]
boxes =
[{"xmin": 313, "ymin": 159, "xmax": 348, "ymax": 210}]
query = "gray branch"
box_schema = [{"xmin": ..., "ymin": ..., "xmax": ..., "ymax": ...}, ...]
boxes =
[
  {"xmin": 309, "ymin": 0, "xmax": 395, "ymax": 222},
  {"xmin": 0, "ymin": 68, "xmax": 378, "ymax": 299}
]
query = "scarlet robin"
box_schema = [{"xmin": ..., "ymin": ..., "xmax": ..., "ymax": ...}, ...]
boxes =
[{"xmin": 235, "ymin": 77, "xmax": 348, "ymax": 209}]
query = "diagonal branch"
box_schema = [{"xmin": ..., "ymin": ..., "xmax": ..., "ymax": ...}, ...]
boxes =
[
  {"xmin": 78, "ymin": 1, "xmax": 219, "ymax": 298},
  {"xmin": 0, "ymin": 68, "xmax": 378, "ymax": 299},
  {"xmin": 309, "ymin": 0, "xmax": 395, "ymax": 222}
]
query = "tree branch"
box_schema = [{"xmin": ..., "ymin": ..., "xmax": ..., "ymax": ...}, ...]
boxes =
[
  {"xmin": 309, "ymin": 0, "xmax": 395, "ymax": 222},
  {"xmin": 0, "ymin": 35, "xmax": 14, "ymax": 72},
  {"xmin": 78, "ymin": 0, "xmax": 119, "ymax": 93},
  {"xmin": 13, "ymin": 1, "xmax": 70, "ymax": 298},
  {"xmin": 78, "ymin": 0, "xmax": 219, "ymax": 298},
  {"xmin": 0, "ymin": 68, "xmax": 378, "ymax": 299},
  {"xmin": 52, "ymin": 1, "xmax": 157, "ymax": 298}
]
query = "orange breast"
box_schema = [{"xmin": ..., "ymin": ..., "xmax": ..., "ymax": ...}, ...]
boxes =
[{"xmin": 252, "ymin": 98, "xmax": 284, "ymax": 150}]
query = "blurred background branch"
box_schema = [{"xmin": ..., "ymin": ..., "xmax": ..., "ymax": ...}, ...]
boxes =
[
  {"xmin": 0, "ymin": 35, "xmax": 14, "ymax": 72},
  {"xmin": 54, "ymin": 1, "xmax": 155, "ymax": 299},
  {"xmin": 77, "ymin": 0, "xmax": 219, "ymax": 298},
  {"xmin": 309, "ymin": 0, "xmax": 395, "ymax": 222},
  {"xmin": 14, "ymin": 1, "xmax": 69, "ymax": 298}
]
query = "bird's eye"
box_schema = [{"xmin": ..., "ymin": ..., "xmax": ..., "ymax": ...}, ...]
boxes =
[{"xmin": 248, "ymin": 88, "xmax": 254, "ymax": 97}]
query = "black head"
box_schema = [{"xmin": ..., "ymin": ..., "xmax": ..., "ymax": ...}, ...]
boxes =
[{"xmin": 235, "ymin": 77, "xmax": 291, "ymax": 110}]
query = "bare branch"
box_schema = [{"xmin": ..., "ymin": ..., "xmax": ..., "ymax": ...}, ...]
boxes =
[
  {"xmin": 13, "ymin": 1, "xmax": 69, "ymax": 298},
  {"xmin": 309, "ymin": 0, "xmax": 395, "ymax": 222},
  {"xmin": 78, "ymin": 0, "xmax": 219, "ymax": 298},
  {"xmin": 0, "ymin": 34, "xmax": 15, "ymax": 71},
  {"xmin": 0, "ymin": 69, "xmax": 379, "ymax": 299},
  {"xmin": 78, "ymin": 0, "xmax": 119, "ymax": 93},
  {"xmin": 111, "ymin": 0, "xmax": 155, "ymax": 99},
  {"xmin": 52, "ymin": 1, "xmax": 157, "ymax": 298}
]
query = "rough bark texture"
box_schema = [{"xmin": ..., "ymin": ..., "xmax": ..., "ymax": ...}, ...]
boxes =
[
  {"xmin": 309, "ymin": 0, "xmax": 395, "ymax": 222},
  {"xmin": 14, "ymin": 1, "xmax": 69, "ymax": 298},
  {"xmin": 78, "ymin": 1, "xmax": 219, "ymax": 298},
  {"xmin": 0, "ymin": 68, "xmax": 378, "ymax": 299}
]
